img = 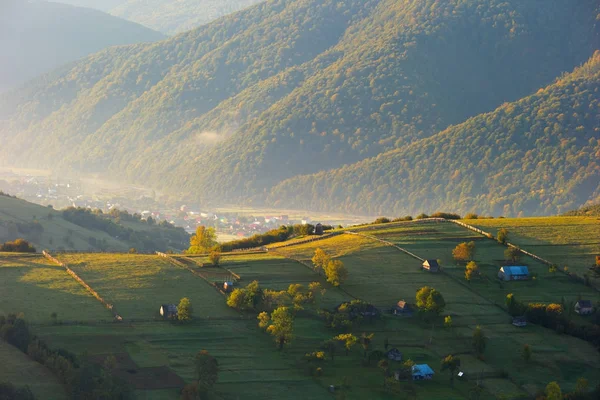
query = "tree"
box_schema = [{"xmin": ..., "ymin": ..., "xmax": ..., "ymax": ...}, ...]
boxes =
[
  {"xmin": 320, "ymin": 339, "xmax": 337, "ymax": 361},
  {"xmin": 226, "ymin": 288, "xmax": 246, "ymax": 310},
  {"xmin": 177, "ymin": 297, "xmax": 193, "ymax": 322},
  {"xmin": 472, "ymin": 326, "xmax": 486, "ymax": 356},
  {"xmin": 441, "ymin": 354, "xmax": 460, "ymax": 384},
  {"xmin": 465, "ymin": 261, "xmax": 479, "ymax": 282},
  {"xmin": 444, "ymin": 316, "xmax": 453, "ymax": 329},
  {"xmin": 266, "ymin": 307, "xmax": 294, "ymax": 350},
  {"xmin": 545, "ymin": 381, "xmax": 562, "ymax": 400},
  {"xmin": 257, "ymin": 312, "xmax": 270, "ymax": 329},
  {"xmin": 497, "ymin": 228, "xmax": 509, "ymax": 244},
  {"xmin": 209, "ymin": 250, "xmax": 221, "ymax": 266},
  {"xmin": 522, "ymin": 344, "xmax": 531, "ymax": 363},
  {"xmin": 505, "ymin": 293, "xmax": 525, "ymax": 316},
  {"xmin": 504, "ymin": 246, "xmax": 521, "ymax": 263},
  {"xmin": 312, "ymin": 248, "xmax": 331, "ymax": 274},
  {"xmin": 360, "ymin": 333, "xmax": 374, "ymax": 360},
  {"xmin": 195, "ymin": 350, "xmax": 218, "ymax": 392},
  {"xmin": 188, "ymin": 226, "xmax": 217, "ymax": 254},
  {"xmin": 415, "ymin": 286, "xmax": 446, "ymax": 315},
  {"xmin": 334, "ymin": 333, "xmax": 358, "ymax": 355},
  {"xmin": 128, "ymin": 247, "xmax": 137, "ymax": 254},
  {"xmin": 452, "ymin": 241, "xmax": 475, "ymax": 262},
  {"xmin": 575, "ymin": 377, "xmax": 589, "ymax": 395},
  {"xmin": 324, "ymin": 259, "xmax": 347, "ymax": 287},
  {"xmin": 308, "ymin": 281, "xmax": 325, "ymax": 306},
  {"xmin": 378, "ymin": 359, "xmax": 389, "ymax": 386}
]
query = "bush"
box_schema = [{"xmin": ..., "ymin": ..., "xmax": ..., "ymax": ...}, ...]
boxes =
[
  {"xmin": 0, "ymin": 239, "xmax": 36, "ymax": 253},
  {"xmin": 430, "ymin": 212, "xmax": 462, "ymax": 220},
  {"xmin": 464, "ymin": 213, "xmax": 479, "ymax": 219}
]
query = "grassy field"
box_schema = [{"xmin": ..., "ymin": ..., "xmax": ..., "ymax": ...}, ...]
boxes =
[
  {"xmin": 465, "ymin": 217, "xmax": 600, "ymax": 278},
  {"xmin": 1, "ymin": 219, "xmax": 599, "ymax": 399},
  {"xmin": 0, "ymin": 341, "xmax": 66, "ymax": 400}
]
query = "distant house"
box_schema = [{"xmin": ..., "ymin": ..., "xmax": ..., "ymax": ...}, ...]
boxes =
[
  {"xmin": 160, "ymin": 304, "xmax": 178, "ymax": 319},
  {"xmin": 512, "ymin": 316, "xmax": 527, "ymax": 327},
  {"xmin": 498, "ymin": 266, "xmax": 529, "ymax": 281},
  {"xmin": 315, "ymin": 223, "xmax": 324, "ymax": 235},
  {"xmin": 422, "ymin": 259, "xmax": 440, "ymax": 272},
  {"xmin": 392, "ymin": 300, "xmax": 413, "ymax": 316},
  {"xmin": 575, "ymin": 300, "xmax": 594, "ymax": 315},
  {"xmin": 334, "ymin": 302, "xmax": 380, "ymax": 320},
  {"xmin": 386, "ymin": 348, "xmax": 403, "ymax": 361},
  {"xmin": 223, "ymin": 281, "xmax": 235, "ymax": 293},
  {"xmin": 412, "ymin": 364, "xmax": 435, "ymax": 380}
]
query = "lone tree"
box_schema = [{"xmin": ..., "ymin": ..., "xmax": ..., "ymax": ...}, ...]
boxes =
[
  {"xmin": 504, "ymin": 246, "xmax": 521, "ymax": 263},
  {"xmin": 312, "ymin": 248, "xmax": 331, "ymax": 275},
  {"xmin": 415, "ymin": 286, "xmax": 446, "ymax": 315},
  {"xmin": 324, "ymin": 259, "xmax": 348, "ymax": 287},
  {"xmin": 497, "ymin": 228, "xmax": 509, "ymax": 244},
  {"xmin": 441, "ymin": 354, "xmax": 461, "ymax": 384},
  {"xmin": 444, "ymin": 316, "xmax": 453, "ymax": 329},
  {"xmin": 266, "ymin": 307, "xmax": 294, "ymax": 350},
  {"xmin": 360, "ymin": 333, "xmax": 375, "ymax": 360},
  {"xmin": 195, "ymin": 350, "xmax": 218, "ymax": 393},
  {"xmin": 452, "ymin": 241, "xmax": 475, "ymax": 263},
  {"xmin": 545, "ymin": 381, "xmax": 562, "ymax": 400},
  {"xmin": 320, "ymin": 339, "xmax": 337, "ymax": 361},
  {"xmin": 472, "ymin": 326, "xmax": 486, "ymax": 357},
  {"xmin": 465, "ymin": 261, "xmax": 479, "ymax": 282},
  {"xmin": 209, "ymin": 250, "xmax": 221, "ymax": 266},
  {"xmin": 522, "ymin": 344, "xmax": 532, "ymax": 363},
  {"xmin": 334, "ymin": 333, "xmax": 358, "ymax": 356},
  {"xmin": 177, "ymin": 297, "xmax": 193, "ymax": 322},
  {"xmin": 187, "ymin": 226, "xmax": 217, "ymax": 254}
]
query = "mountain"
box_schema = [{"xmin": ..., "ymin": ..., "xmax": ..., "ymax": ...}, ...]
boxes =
[
  {"xmin": 267, "ymin": 52, "xmax": 600, "ymax": 217},
  {"xmin": 111, "ymin": 0, "xmax": 264, "ymax": 35},
  {"xmin": 0, "ymin": 0, "xmax": 164, "ymax": 92},
  {"xmin": 0, "ymin": 193, "xmax": 189, "ymax": 252},
  {"xmin": 0, "ymin": 0, "xmax": 599, "ymax": 214},
  {"xmin": 563, "ymin": 203, "xmax": 600, "ymax": 217},
  {"xmin": 57, "ymin": 0, "xmax": 264, "ymax": 34}
]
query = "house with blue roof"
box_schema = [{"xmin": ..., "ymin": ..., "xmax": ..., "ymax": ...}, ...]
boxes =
[
  {"xmin": 411, "ymin": 364, "xmax": 434, "ymax": 380},
  {"xmin": 498, "ymin": 266, "xmax": 529, "ymax": 281}
]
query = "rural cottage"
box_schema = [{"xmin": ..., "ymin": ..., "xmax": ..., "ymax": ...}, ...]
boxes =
[
  {"xmin": 160, "ymin": 304, "xmax": 178, "ymax": 319},
  {"xmin": 498, "ymin": 266, "xmax": 529, "ymax": 281},
  {"xmin": 575, "ymin": 300, "xmax": 594, "ymax": 315},
  {"xmin": 422, "ymin": 259, "xmax": 440, "ymax": 272}
]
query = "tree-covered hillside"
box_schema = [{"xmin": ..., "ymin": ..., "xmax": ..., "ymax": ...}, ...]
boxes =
[
  {"xmin": 0, "ymin": 0, "xmax": 598, "ymax": 215},
  {"xmin": 563, "ymin": 203, "xmax": 600, "ymax": 217},
  {"xmin": 268, "ymin": 52, "xmax": 600, "ymax": 217},
  {"xmin": 0, "ymin": 0, "xmax": 164, "ymax": 93}
]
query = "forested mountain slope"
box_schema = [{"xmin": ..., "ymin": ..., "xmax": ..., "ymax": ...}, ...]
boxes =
[
  {"xmin": 0, "ymin": 0, "xmax": 598, "ymax": 214},
  {"xmin": 0, "ymin": 0, "xmax": 164, "ymax": 93},
  {"xmin": 268, "ymin": 52, "xmax": 600, "ymax": 217}
]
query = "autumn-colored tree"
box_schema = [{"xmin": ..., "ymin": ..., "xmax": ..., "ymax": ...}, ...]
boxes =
[
  {"xmin": 522, "ymin": 344, "xmax": 531, "ymax": 363},
  {"xmin": 465, "ymin": 261, "xmax": 479, "ymax": 282},
  {"xmin": 497, "ymin": 228, "xmax": 509, "ymax": 244},
  {"xmin": 545, "ymin": 381, "xmax": 562, "ymax": 400},
  {"xmin": 209, "ymin": 250, "xmax": 221, "ymax": 266},
  {"xmin": 262, "ymin": 289, "xmax": 288, "ymax": 311},
  {"xmin": 187, "ymin": 226, "xmax": 217, "ymax": 254},
  {"xmin": 195, "ymin": 350, "xmax": 218, "ymax": 392},
  {"xmin": 444, "ymin": 316, "xmax": 453, "ymax": 329},
  {"xmin": 266, "ymin": 307, "xmax": 294, "ymax": 350},
  {"xmin": 452, "ymin": 241, "xmax": 475, "ymax": 262},
  {"xmin": 325, "ymin": 259, "xmax": 348, "ymax": 286},
  {"xmin": 504, "ymin": 246, "xmax": 521, "ymax": 263},
  {"xmin": 472, "ymin": 326, "xmax": 486, "ymax": 356},
  {"xmin": 441, "ymin": 354, "xmax": 461, "ymax": 384},
  {"xmin": 415, "ymin": 286, "xmax": 446, "ymax": 315},
  {"xmin": 360, "ymin": 333, "xmax": 375, "ymax": 359},
  {"xmin": 177, "ymin": 297, "xmax": 193, "ymax": 322},
  {"xmin": 312, "ymin": 248, "xmax": 331, "ymax": 274},
  {"xmin": 378, "ymin": 359, "xmax": 389, "ymax": 386},
  {"xmin": 334, "ymin": 333, "xmax": 358, "ymax": 355},
  {"xmin": 308, "ymin": 281, "xmax": 326, "ymax": 306},
  {"xmin": 257, "ymin": 312, "xmax": 270, "ymax": 329}
]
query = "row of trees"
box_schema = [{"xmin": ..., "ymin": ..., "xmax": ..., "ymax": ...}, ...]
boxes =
[
  {"xmin": 227, "ymin": 281, "xmax": 325, "ymax": 313},
  {"xmin": 0, "ymin": 238, "xmax": 36, "ymax": 253},
  {"xmin": 312, "ymin": 248, "xmax": 348, "ymax": 286}
]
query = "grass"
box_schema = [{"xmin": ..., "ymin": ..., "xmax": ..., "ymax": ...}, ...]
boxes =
[
  {"xmin": 58, "ymin": 254, "xmax": 239, "ymax": 319},
  {"xmin": 0, "ymin": 341, "xmax": 66, "ymax": 399}
]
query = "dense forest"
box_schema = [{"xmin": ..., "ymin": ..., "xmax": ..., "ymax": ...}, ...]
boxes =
[
  {"xmin": 268, "ymin": 52, "xmax": 600, "ymax": 216},
  {"xmin": 0, "ymin": 0, "xmax": 164, "ymax": 92},
  {"xmin": 563, "ymin": 203, "xmax": 600, "ymax": 217},
  {"xmin": 0, "ymin": 0, "xmax": 599, "ymax": 216}
]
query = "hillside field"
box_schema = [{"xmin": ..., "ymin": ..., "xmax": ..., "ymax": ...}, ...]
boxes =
[{"xmin": 0, "ymin": 218, "xmax": 598, "ymax": 399}]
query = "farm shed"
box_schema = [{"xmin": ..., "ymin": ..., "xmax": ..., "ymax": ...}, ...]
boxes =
[
  {"xmin": 223, "ymin": 281, "xmax": 235, "ymax": 293},
  {"xmin": 498, "ymin": 266, "xmax": 529, "ymax": 281},
  {"xmin": 392, "ymin": 300, "xmax": 413, "ymax": 316},
  {"xmin": 422, "ymin": 259, "xmax": 439, "ymax": 272},
  {"xmin": 575, "ymin": 300, "xmax": 594, "ymax": 315},
  {"xmin": 385, "ymin": 348, "xmax": 403, "ymax": 361},
  {"xmin": 412, "ymin": 364, "xmax": 434, "ymax": 380},
  {"xmin": 315, "ymin": 223, "xmax": 324, "ymax": 235},
  {"xmin": 160, "ymin": 304, "xmax": 178, "ymax": 319},
  {"xmin": 512, "ymin": 316, "xmax": 527, "ymax": 327}
]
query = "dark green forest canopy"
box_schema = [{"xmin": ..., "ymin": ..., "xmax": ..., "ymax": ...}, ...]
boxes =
[
  {"xmin": 0, "ymin": 0, "xmax": 599, "ymax": 216},
  {"xmin": 267, "ymin": 52, "xmax": 600, "ymax": 217}
]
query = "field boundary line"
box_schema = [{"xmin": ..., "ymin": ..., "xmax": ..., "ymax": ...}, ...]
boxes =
[
  {"xmin": 156, "ymin": 252, "xmax": 229, "ymax": 296},
  {"xmin": 42, "ymin": 250, "xmax": 122, "ymax": 321},
  {"xmin": 344, "ymin": 231, "xmax": 424, "ymax": 261}
]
